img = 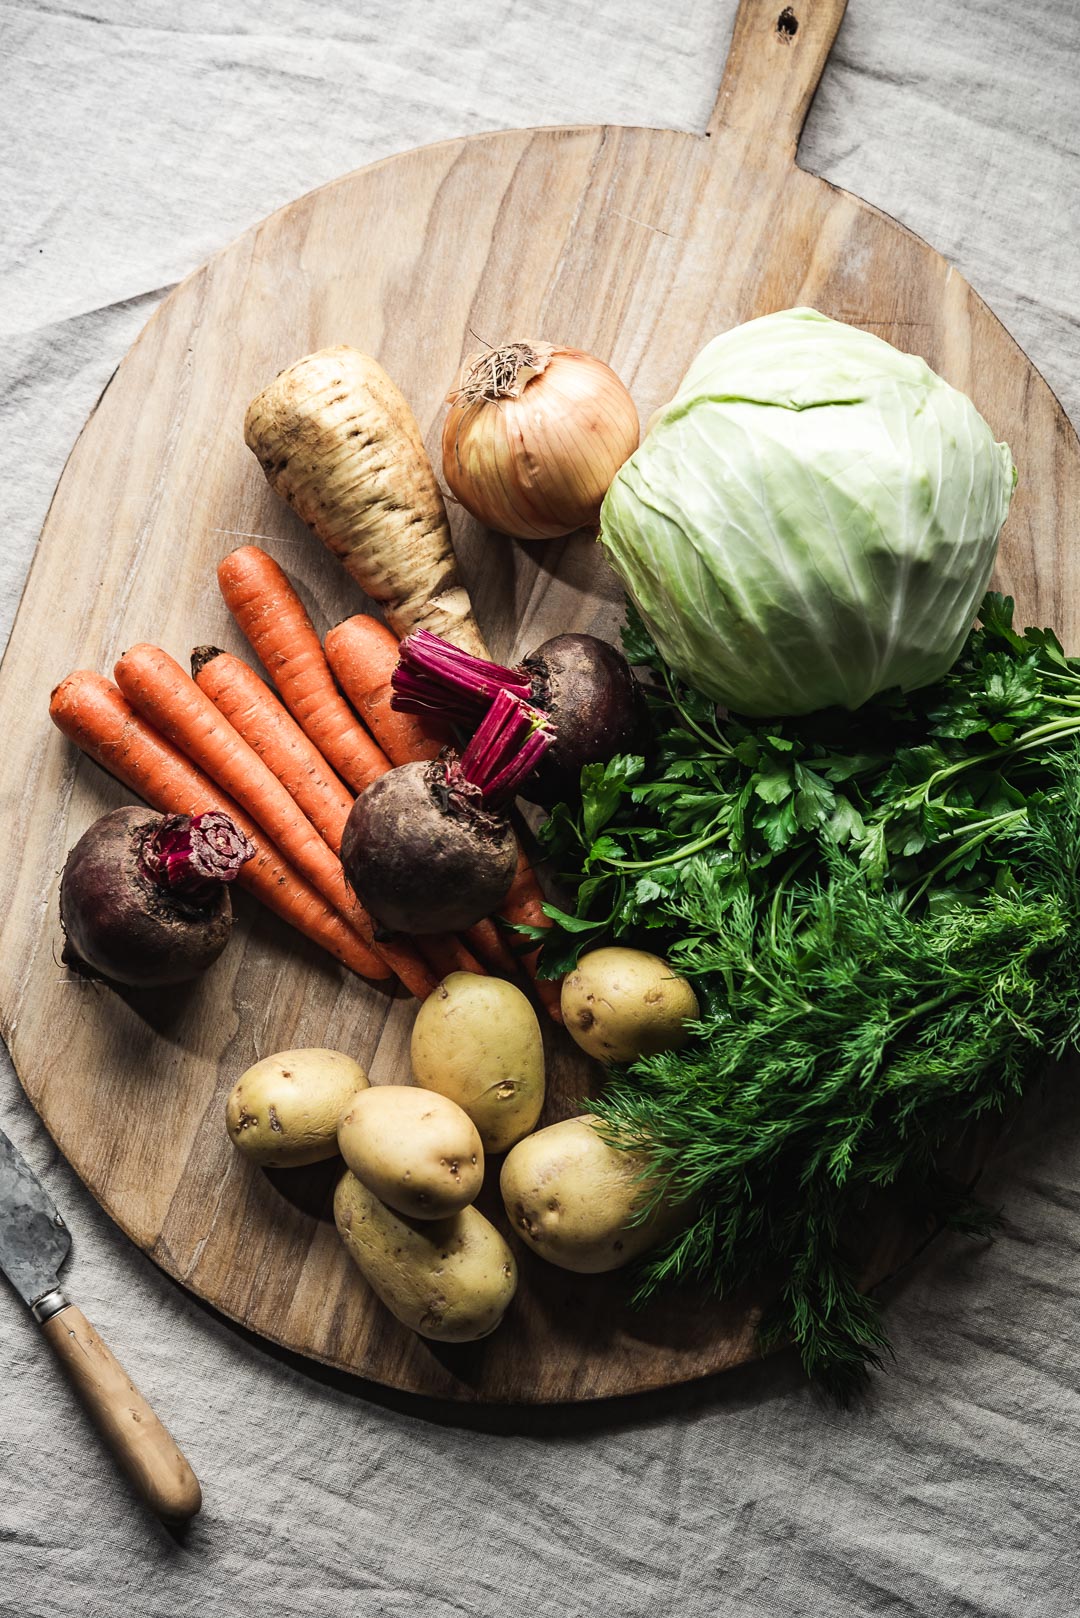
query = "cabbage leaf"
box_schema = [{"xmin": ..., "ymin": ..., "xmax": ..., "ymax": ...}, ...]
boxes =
[{"xmin": 600, "ymin": 308, "xmax": 1016, "ymax": 716}]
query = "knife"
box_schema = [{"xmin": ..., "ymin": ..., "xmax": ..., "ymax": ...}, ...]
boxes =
[{"xmin": 0, "ymin": 1124, "xmax": 202, "ymax": 1522}]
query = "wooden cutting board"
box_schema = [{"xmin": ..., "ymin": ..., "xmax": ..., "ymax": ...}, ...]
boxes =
[{"xmin": 2, "ymin": 0, "xmax": 1078, "ymax": 1404}]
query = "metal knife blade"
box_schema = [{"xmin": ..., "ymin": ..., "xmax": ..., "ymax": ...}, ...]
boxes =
[
  {"xmin": 0, "ymin": 1124, "xmax": 202, "ymax": 1518},
  {"xmin": 0, "ymin": 1125, "xmax": 71, "ymax": 1310}
]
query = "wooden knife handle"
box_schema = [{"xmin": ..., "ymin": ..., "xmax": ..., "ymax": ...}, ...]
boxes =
[{"xmin": 40, "ymin": 1303, "xmax": 202, "ymax": 1521}]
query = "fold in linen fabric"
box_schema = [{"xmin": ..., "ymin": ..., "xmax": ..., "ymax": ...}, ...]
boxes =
[{"xmin": 1, "ymin": 2, "xmax": 1079, "ymax": 1614}]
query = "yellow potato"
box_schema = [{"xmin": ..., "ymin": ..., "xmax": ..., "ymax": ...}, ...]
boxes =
[
  {"xmin": 225, "ymin": 1047, "xmax": 367, "ymax": 1168},
  {"xmin": 560, "ymin": 947, "xmax": 699, "ymax": 1063},
  {"xmin": 410, "ymin": 973, "xmax": 545, "ymax": 1154},
  {"xmin": 337, "ymin": 1085, "xmax": 484, "ymax": 1220},
  {"xmin": 334, "ymin": 1171, "xmax": 517, "ymax": 1342},
  {"xmin": 499, "ymin": 1114, "xmax": 678, "ymax": 1274}
]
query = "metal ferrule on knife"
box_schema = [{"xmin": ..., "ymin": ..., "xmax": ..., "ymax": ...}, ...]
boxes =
[{"xmin": 30, "ymin": 1287, "xmax": 69, "ymax": 1324}]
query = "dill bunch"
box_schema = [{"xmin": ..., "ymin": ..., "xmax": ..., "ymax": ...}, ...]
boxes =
[
  {"xmin": 535, "ymin": 597, "xmax": 1080, "ymax": 1388},
  {"xmin": 595, "ymin": 802, "xmax": 1080, "ymax": 1391}
]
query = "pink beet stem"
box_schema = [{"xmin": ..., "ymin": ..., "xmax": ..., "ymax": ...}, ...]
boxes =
[
  {"xmin": 141, "ymin": 811, "xmax": 255, "ymax": 903},
  {"xmin": 458, "ymin": 690, "xmax": 554, "ymax": 809},
  {"xmin": 392, "ymin": 630, "xmax": 531, "ymax": 724}
]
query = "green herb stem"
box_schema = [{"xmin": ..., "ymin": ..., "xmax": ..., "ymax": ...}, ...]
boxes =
[
  {"xmin": 920, "ymin": 717, "xmax": 1080, "ymax": 803},
  {"xmin": 593, "ymin": 822, "xmax": 731, "ymax": 872},
  {"xmin": 535, "ymin": 594, "xmax": 1080, "ymax": 1389}
]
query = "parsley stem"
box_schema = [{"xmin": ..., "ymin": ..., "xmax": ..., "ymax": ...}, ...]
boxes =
[
  {"xmin": 899, "ymin": 807, "xmax": 1028, "ymax": 911},
  {"xmin": 920, "ymin": 716, "xmax": 1080, "ymax": 801},
  {"xmin": 596, "ymin": 820, "xmax": 730, "ymax": 872},
  {"xmin": 1033, "ymin": 668, "xmax": 1080, "ymax": 689},
  {"xmin": 667, "ymin": 669, "xmax": 733, "ymax": 755}
]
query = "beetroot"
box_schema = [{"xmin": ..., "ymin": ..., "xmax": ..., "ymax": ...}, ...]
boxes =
[
  {"xmin": 342, "ymin": 690, "xmax": 553, "ymax": 934},
  {"xmin": 390, "ymin": 629, "xmax": 646, "ymax": 807},
  {"xmin": 60, "ymin": 806, "xmax": 254, "ymax": 988},
  {"xmin": 524, "ymin": 633, "xmax": 646, "ymax": 804}
]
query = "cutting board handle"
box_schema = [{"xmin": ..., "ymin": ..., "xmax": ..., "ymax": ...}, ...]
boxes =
[
  {"xmin": 707, "ymin": 0, "xmax": 848, "ymax": 156},
  {"xmin": 41, "ymin": 1303, "xmax": 202, "ymax": 1522}
]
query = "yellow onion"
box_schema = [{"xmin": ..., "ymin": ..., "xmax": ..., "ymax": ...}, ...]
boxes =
[{"xmin": 441, "ymin": 341, "xmax": 639, "ymax": 540}]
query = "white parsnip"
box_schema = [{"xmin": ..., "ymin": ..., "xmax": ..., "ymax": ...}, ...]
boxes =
[{"xmin": 244, "ymin": 346, "xmax": 488, "ymax": 656}]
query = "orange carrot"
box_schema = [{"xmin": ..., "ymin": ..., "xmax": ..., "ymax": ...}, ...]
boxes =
[
  {"xmin": 417, "ymin": 933, "xmax": 486, "ymax": 983},
  {"xmin": 467, "ymin": 919, "xmax": 518, "ymax": 976},
  {"xmin": 192, "ymin": 647, "xmax": 354, "ymax": 851},
  {"xmin": 324, "ymin": 614, "xmax": 448, "ymax": 765},
  {"xmin": 501, "ymin": 841, "xmax": 563, "ymax": 1023},
  {"xmin": 464, "ymin": 913, "xmax": 526, "ymax": 978},
  {"xmin": 217, "ymin": 546, "xmax": 388, "ymax": 795},
  {"xmin": 190, "ymin": 646, "xmax": 436, "ymax": 1001},
  {"xmin": 114, "ymin": 643, "xmax": 379, "ymax": 953},
  {"xmin": 365, "ymin": 934, "xmax": 439, "ymax": 1001},
  {"xmin": 48, "ymin": 672, "xmax": 387, "ymax": 980},
  {"xmin": 216, "ymin": 556, "xmax": 491, "ymax": 987},
  {"xmin": 325, "ymin": 613, "xmax": 517, "ymax": 977}
]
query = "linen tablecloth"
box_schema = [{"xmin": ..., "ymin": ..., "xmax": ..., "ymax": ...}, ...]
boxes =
[{"xmin": 2, "ymin": 3, "xmax": 1079, "ymax": 1613}]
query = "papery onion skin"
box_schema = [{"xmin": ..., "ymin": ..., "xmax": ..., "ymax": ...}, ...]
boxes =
[{"xmin": 442, "ymin": 343, "xmax": 639, "ymax": 540}]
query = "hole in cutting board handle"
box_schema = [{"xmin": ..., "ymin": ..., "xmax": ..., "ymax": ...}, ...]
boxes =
[{"xmin": 777, "ymin": 8, "xmax": 798, "ymax": 36}]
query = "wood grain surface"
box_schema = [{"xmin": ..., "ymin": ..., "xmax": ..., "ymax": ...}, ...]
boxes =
[{"xmin": 2, "ymin": 0, "xmax": 1079, "ymax": 1403}]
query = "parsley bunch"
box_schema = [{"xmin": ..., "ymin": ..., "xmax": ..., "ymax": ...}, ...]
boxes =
[{"xmin": 534, "ymin": 596, "xmax": 1080, "ymax": 1388}]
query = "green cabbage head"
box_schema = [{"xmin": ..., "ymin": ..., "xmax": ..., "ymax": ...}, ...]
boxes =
[{"xmin": 600, "ymin": 308, "xmax": 1016, "ymax": 715}]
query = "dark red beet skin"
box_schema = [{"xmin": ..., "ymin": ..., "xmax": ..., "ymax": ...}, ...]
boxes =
[
  {"xmin": 391, "ymin": 629, "xmax": 647, "ymax": 809},
  {"xmin": 523, "ymin": 633, "xmax": 647, "ymax": 807},
  {"xmin": 342, "ymin": 760, "xmax": 518, "ymax": 934},
  {"xmin": 60, "ymin": 807, "xmax": 236, "ymax": 987}
]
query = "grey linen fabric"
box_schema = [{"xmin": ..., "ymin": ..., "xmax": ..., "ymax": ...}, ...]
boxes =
[{"xmin": 2, "ymin": 2, "xmax": 1080, "ymax": 1613}]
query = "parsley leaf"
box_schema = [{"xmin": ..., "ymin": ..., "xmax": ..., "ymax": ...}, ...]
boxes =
[{"xmin": 536, "ymin": 593, "xmax": 1080, "ymax": 1388}]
